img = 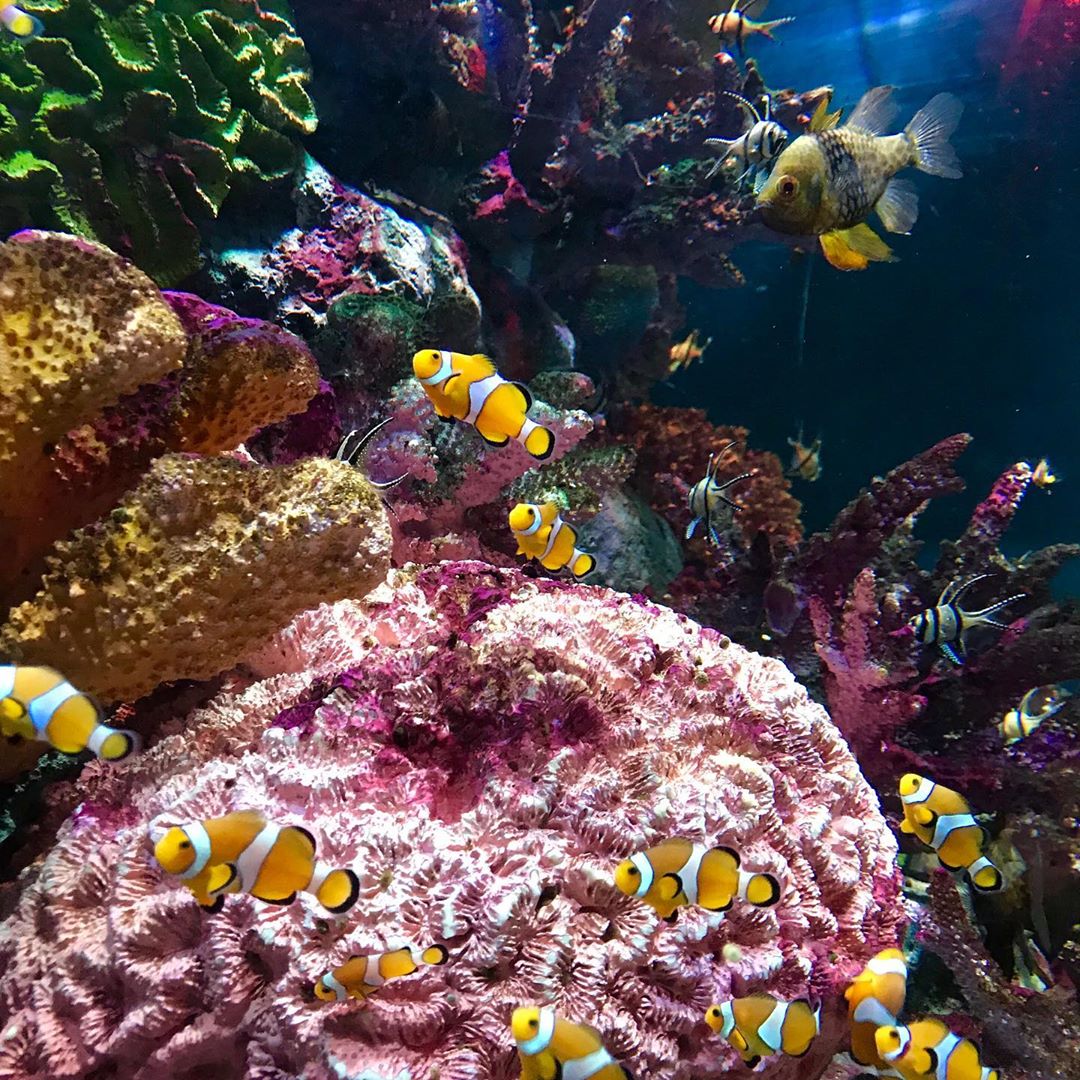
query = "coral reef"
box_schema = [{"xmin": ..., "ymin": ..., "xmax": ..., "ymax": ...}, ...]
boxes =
[
  {"xmin": 0, "ymin": 454, "xmax": 391, "ymax": 704},
  {"xmin": 0, "ymin": 563, "xmax": 905, "ymax": 1079},
  {"xmin": 0, "ymin": 232, "xmax": 321, "ymax": 611},
  {"xmin": 0, "ymin": 0, "xmax": 316, "ymax": 284}
]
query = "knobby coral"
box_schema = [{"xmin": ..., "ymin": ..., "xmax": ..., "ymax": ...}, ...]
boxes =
[
  {"xmin": 0, "ymin": 454, "xmax": 391, "ymax": 704},
  {"xmin": 0, "ymin": 0, "xmax": 316, "ymax": 283},
  {"xmin": 0, "ymin": 563, "xmax": 905, "ymax": 1079}
]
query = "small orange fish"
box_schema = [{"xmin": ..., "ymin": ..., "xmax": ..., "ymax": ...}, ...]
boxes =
[
  {"xmin": 1032, "ymin": 458, "xmax": 1059, "ymax": 491},
  {"xmin": 705, "ymin": 996, "xmax": 820, "ymax": 1067},
  {"xmin": 844, "ymin": 948, "xmax": 908, "ymax": 1070},
  {"xmin": 668, "ymin": 329, "xmax": 712, "ymax": 374},
  {"xmin": 314, "ymin": 944, "xmax": 448, "ymax": 1002},
  {"xmin": 786, "ymin": 428, "xmax": 821, "ymax": 481}
]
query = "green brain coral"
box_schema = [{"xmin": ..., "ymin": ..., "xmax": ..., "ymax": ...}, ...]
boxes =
[{"xmin": 0, "ymin": 0, "xmax": 316, "ymax": 284}]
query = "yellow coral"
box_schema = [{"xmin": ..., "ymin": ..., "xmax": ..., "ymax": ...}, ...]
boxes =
[
  {"xmin": 1, "ymin": 454, "xmax": 391, "ymax": 703},
  {"xmin": 0, "ymin": 232, "xmax": 187, "ymax": 506}
]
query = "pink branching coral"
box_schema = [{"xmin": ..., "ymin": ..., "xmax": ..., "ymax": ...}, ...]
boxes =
[{"xmin": 0, "ymin": 563, "xmax": 904, "ymax": 1079}]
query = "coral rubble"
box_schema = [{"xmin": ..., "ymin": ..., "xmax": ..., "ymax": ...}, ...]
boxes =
[{"xmin": 0, "ymin": 563, "xmax": 905, "ymax": 1079}]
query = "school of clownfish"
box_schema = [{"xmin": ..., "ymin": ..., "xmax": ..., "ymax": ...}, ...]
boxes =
[{"xmin": 0, "ymin": 336, "xmax": 1072, "ymax": 1077}]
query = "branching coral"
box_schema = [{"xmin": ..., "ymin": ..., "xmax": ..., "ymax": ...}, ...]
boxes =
[
  {"xmin": 0, "ymin": 0, "xmax": 316, "ymax": 284},
  {"xmin": 0, "ymin": 562, "xmax": 905, "ymax": 1079},
  {"xmin": 0, "ymin": 454, "xmax": 391, "ymax": 704},
  {"xmin": 0, "ymin": 232, "xmax": 321, "ymax": 611}
]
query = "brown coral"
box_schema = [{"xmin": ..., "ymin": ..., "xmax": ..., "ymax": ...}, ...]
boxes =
[{"xmin": 0, "ymin": 454, "xmax": 392, "ymax": 703}]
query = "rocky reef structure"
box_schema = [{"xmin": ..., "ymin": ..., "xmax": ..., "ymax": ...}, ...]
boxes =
[
  {"xmin": 0, "ymin": 563, "xmax": 905, "ymax": 1079},
  {"xmin": 0, "ymin": 0, "xmax": 317, "ymax": 284}
]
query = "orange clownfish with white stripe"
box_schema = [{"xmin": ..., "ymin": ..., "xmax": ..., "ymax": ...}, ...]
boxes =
[
  {"xmin": 0, "ymin": 665, "xmax": 139, "ymax": 761},
  {"xmin": 152, "ymin": 810, "xmax": 360, "ymax": 915},
  {"xmin": 512, "ymin": 1006, "xmax": 632, "ymax": 1080},
  {"xmin": 898, "ymin": 774, "xmax": 1003, "ymax": 893},
  {"xmin": 613, "ymin": 838, "xmax": 781, "ymax": 923},
  {"xmin": 705, "ymin": 995, "xmax": 820, "ymax": 1067},
  {"xmin": 412, "ymin": 349, "xmax": 555, "ymax": 459},
  {"xmin": 0, "ymin": 3, "xmax": 43, "ymax": 39},
  {"xmin": 875, "ymin": 1018, "xmax": 1002, "ymax": 1080},
  {"xmin": 509, "ymin": 502, "xmax": 596, "ymax": 580},
  {"xmin": 314, "ymin": 943, "xmax": 449, "ymax": 1002},
  {"xmin": 845, "ymin": 948, "xmax": 908, "ymax": 1071}
]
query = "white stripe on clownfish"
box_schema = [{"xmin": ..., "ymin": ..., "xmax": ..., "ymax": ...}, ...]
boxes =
[
  {"xmin": 519, "ymin": 1006, "xmax": 557, "ymax": 1055},
  {"xmin": 27, "ymin": 680, "xmax": 80, "ymax": 735},
  {"xmin": 561, "ymin": 1048, "xmax": 616, "ymax": 1080},
  {"xmin": 235, "ymin": 822, "xmax": 282, "ymax": 893},
  {"xmin": 756, "ymin": 1000, "xmax": 789, "ymax": 1053},
  {"xmin": 630, "ymin": 851, "xmax": 653, "ymax": 897},
  {"xmin": 179, "ymin": 821, "xmax": 213, "ymax": 880},
  {"xmin": 930, "ymin": 813, "xmax": 978, "ymax": 851},
  {"xmin": 676, "ymin": 843, "xmax": 708, "ymax": 905}
]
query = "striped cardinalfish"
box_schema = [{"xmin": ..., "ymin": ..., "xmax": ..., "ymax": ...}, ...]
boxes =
[
  {"xmin": 999, "ymin": 684, "xmax": 1070, "ymax": 745},
  {"xmin": 708, "ymin": 0, "xmax": 795, "ymax": 55},
  {"xmin": 898, "ymin": 774, "xmax": 1003, "ymax": 893},
  {"xmin": 844, "ymin": 948, "xmax": 908, "ymax": 1071},
  {"xmin": 686, "ymin": 441, "xmax": 752, "ymax": 545},
  {"xmin": 705, "ymin": 996, "xmax": 820, "ymax": 1068},
  {"xmin": 412, "ymin": 349, "xmax": 555, "ymax": 459},
  {"xmin": 705, "ymin": 92, "xmax": 788, "ymax": 190},
  {"xmin": 0, "ymin": 665, "xmax": 139, "ymax": 761},
  {"xmin": 152, "ymin": 810, "xmax": 360, "ymax": 914},
  {"xmin": 512, "ymin": 1006, "xmax": 631, "ymax": 1080},
  {"xmin": 786, "ymin": 426, "xmax": 822, "ymax": 481},
  {"xmin": 314, "ymin": 943, "xmax": 449, "ymax": 1002},
  {"xmin": 613, "ymin": 837, "xmax": 781, "ymax": 923},
  {"xmin": 509, "ymin": 502, "xmax": 596, "ymax": 580},
  {"xmin": 876, "ymin": 1018, "xmax": 1002, "ymax": 1080},
  {"xmin": 909, "ymin": 575, "xmax": 1024, "ymax": 665},
  {"xmin": 757, "ymin": 86, "xmax": 963, "ymax": 270}
]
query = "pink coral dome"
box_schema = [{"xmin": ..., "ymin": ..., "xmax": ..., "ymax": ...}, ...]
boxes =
[{"xmin": 0, "ymin": 562, "xmax": 904, "ymax": 1079}]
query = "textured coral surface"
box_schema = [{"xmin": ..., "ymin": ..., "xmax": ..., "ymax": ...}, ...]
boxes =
[
  {"xmin": 0, "ymin": 564, "xmax": 904, "ymax": 1079},
  {"xmin": 0, "ymin": 0, "xmax": 316, "ymax": 283},
  {"xmin": 0, "ymin": 454, "xmax": 391, "ymax": 703}
]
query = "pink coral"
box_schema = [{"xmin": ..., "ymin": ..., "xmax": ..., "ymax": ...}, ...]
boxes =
[{"xmin": 0, "ymin": 564, "xmax": 904, "ymax": 1079}]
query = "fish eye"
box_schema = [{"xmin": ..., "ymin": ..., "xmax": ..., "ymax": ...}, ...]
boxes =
[
  {"xmin": 529, "ymin": 1018, "xmax": 538, "ymax": 1029},
  {"xmin": 626, "ymin": 866, "xmax": 639, "ymax": 876},
  {"xmin": 779, "ymin": 175, "xmax": 799, "ymax": 198},
  {"xmin": 179, "ymin": 839, "xmax": 191, "ymax": 849}
]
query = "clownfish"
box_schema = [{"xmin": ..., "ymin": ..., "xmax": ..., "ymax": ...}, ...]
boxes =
[
  {"xmin": 512, "ymin": 1006, "xmax": 631, "ymax": 1080},
  {"xmin": 0, "ymin": 665, "xmax": 139, "ymax": 761},
  {"xmin": 509, "ymin": 502, "xmax": 596, "ymax": 580},
  {"xmin": 314, "ymin": 943, "xmax": 449, "ymax": 1002},
  {"xmin": 898, "ymin": 774, "xmax": 1003, "ymax": 893},
  {"xmin": 613, "ymin": 838, "xmax": 781, "ymax": 922},
  {"xmin": 152, "ymin": 810, "xmax": 360, "ymax": 915},
  {"xmin": 845, "ymin": 948, "xmax": 908, "ymax": 1071},
  {"xmin": 908, "ymin": 574, "xmax": 1024, "ymax": 666},
  {"xmin": 0, "ymin": 3, "xmax": 43, "ymax": 39},
  {"xmin": 999, "ymin": 684, "xmax": 1069, "ymax": 745},
  {"xmin": 875, "ymin": 1018, "xmax": 1001, "ymax": 1080},
  {"xmin": 705, "ymin": 996, "xmax": 820, "ymax": 1067},
  {"xmin": 412, "ymin": 349, "xmax": 555, "ymax": 459}
]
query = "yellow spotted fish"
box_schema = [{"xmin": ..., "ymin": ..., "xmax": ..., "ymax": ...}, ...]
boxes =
[
  {"xmin": 876, "ymin": 1018, "xmax": 1002, "ymax": 1080},
  {"xmin": 0, "ymin": 3, "xmax": 43, "ymax": 38},
  {"xmin": 898, "ymin": 774, "xmax": 1003, "ymax": 893},
  {"xmin": 705, "ymin": 996, "xmax": 820, "ymax": 1067},
  {"xmin": 613, "ymin": 837, "xmax": 781, "ymax": 922},
  {"xmin": 152, "ymin": 810, "xmax": 360, "ymax": 915},
  {"xmin": 412, "ymin": 349, "xmax": 555, "ymax": 459},
  {"xmin": 314, "ymin": 943, "xmax": 449, "ymax": 1002},
  {"xmin": 0, "ymin": 665, "xmax": 139, "ymax": 761},
  {"xmin": 844, "ymin": 948, "xmax": 908, "ymax": 1071},
  {"xmin": 509, "ymin": 502, "xmax": 596, "ymax": 580},
  {"xmin": 757, "ymin": 86, "xmax": 963, "ymax": 270},
  {"xmin": 512, "ymin": 1006, "xmax": 631, "ymax": 1080},
  {"xmin": 999, "ymin": 684, "xmax": 1069, "ymax": 745}
]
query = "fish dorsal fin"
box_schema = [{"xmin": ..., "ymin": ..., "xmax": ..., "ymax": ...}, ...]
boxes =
[
  {"xmin": 808, "ymin": 94, "xmax": 842, "ymax": 132},
  {"xmin": 844, "ymin": 85, "xmax": 898, "ymax": 136},
  {"xmin": 467, "ymin": 353, "xmax": 497, "ymax": 378}
]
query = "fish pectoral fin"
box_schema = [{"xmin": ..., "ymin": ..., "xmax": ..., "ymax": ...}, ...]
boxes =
[
  {"xmin": 656, "ymin": 872, "xmax": 683, "ymax": 902},
  {"xmin": 479, "ymin": 430, "xmax": 510, "ymax": 447},
  {"xmin": 206, "ymin": 862, "xmax": 239, "ymax": 896},
  {"xmin": 912, "ymin": 806, "xmax": 935, "ymax": 827},
  {"xmin": 876, "ymin": 177, "xmax": 919, "ymax": 234},
  {"xmin": 819, "ymin": 224, "xmax": 895, "ymax": 270}
]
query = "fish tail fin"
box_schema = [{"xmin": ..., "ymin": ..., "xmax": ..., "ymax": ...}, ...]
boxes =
[
  {"xmin": 90, "ymin": 724, "xmax": 141, "ymax": 761},
  {"xmin": 570, "ymin": 550, "xmax": 596, "ymax": 580},
  {"xmin": 518, "ymin": 418, "xmax": 555, "ymax": 459},
  {"xmin": 966, "ymin": 856, "xmax": 1004, "ymax": 893},
  {"xmin": 905, "ymin": 93, "xmax": 964, "ymax": 178},
  {"xmin": 757, "ymin": 16, "xmax": 795, "ymax": 39},
  {"xmin": 420, "ymin": 944, "xmax": 450, "ymax": 966},
  {"xmin": 969, "ymin": 593, "xmax": 1025, "ymax": 625},
  {"xmin": 315, "ymin": 866, "xmax": 360, "ymax": 914},
  {"xmin": 739, "ymin": 870, "xmax": 781, "ymax": 907}
]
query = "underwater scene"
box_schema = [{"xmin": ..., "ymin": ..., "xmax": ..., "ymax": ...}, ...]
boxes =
[{"xmin": 0, "ymin": 0, "xmax": 1078, "ymax": 1077}]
